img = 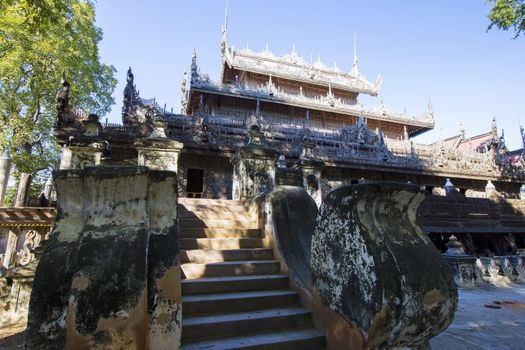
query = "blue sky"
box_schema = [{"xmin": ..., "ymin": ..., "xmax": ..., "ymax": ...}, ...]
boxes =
[{"xmin": 95, "ymin": 1, "xmax": 525, "ymax": 150}]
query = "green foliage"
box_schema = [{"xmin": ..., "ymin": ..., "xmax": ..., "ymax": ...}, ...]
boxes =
[
  {"xmin": 3, "ymin": 186, "xmax": 17, "ymax": 207},
  {"xmin": 486, "ymin": 0, "xmax": 525, "ymax": 38},
  {"xmin": 0, "ymin": 0, "xmax": 116, "ymax": 178}
]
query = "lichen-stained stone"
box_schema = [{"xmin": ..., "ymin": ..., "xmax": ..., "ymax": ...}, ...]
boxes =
[
  {"xmin": 26, "ymin": 166, "xmax": 181, "ymax": 350},
  {"xmin": 311, "ymin": 182, "xmax": 457, "ymax": 349}
]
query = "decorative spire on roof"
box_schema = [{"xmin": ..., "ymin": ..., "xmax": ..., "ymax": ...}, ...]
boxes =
[
  {"xmin": 424, "ymin": 97, "xmax": 434, "ymax": 122},
  {"xmin": 221, "ymin": 1, "xmax": 228, "ymax": 54},
  {"xmin": 191, "ymin": 49, "xmax": 198, "ymax": 81},
  {"xmin": 350, "ymin": 32, "xmax": 359, "ymax": 77},
  {"xmin": 491, "ymin": 117, "xmax": 498, "ymax": 141},
  {"xmin": 379, "ymin": 98, "xmax": 386, "ymax": 115},
  {"xmin": 123, "ymin": 67, "xmax": 139, "ymax": 115},
  {"xmin": 267, "ymin": 74, "xmax": 275, "ymax": 96},
  {"xmin": 459, "ymin": 122, "xmax": 465, "ymax": 141},
  {"xmin": 181, "ymin": 69, "xmax": 188, "ymax": 113},
  {"xmin": 327, "ymin": 84, "xmax": 334, "ymax": 106}
]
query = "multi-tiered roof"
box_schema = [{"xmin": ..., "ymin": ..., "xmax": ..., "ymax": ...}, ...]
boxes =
[{"xmin": 183, "ymin": 31, "xmax": 435, "ymax": 139}]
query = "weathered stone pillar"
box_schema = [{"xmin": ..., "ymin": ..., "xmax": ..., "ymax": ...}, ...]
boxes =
[
  {"xmin": 312, "ymin": 183, "xmax": 457, "ymax": 349},
  {"xmin": 232, "ymin": 125, "xmax": 277, "ymax": 200},
  {"xmin": 294, "ymin": 127, "xmax": 324, "ymax": 206},
  {"xmin": 59, "ymin": 114, "xmax": 106, "ymax": 170},
  {"xmin": 0, "ymin": 151, "xmax": 11, "ymax": 206},
  {"xmin": 442, "ymin": 235, "xmax": 478, "ymax": 288},
  {"xmin": 520, "ymin": 184, "xmax": 525, "ymax": 200},
  {"xmin": 135, "ymin": 115, "xmax": 183, "ymax": 172},
  {"xmin": 26, "ymin": 166, "xmax": 181, "ymax": 349}
]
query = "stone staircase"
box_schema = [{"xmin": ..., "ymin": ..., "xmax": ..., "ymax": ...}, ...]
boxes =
[{"xmin": 179, "ymin": 198, "xmax": 325, "ymax": 349}]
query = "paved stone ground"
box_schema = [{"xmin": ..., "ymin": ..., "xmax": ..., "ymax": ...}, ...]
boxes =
[
  {"xmin": 430, "ymin": 283, "xmax": 525, "ymax": 350},
  {"xmin": 2, "ymin": 284, "xmax": 524, "ymax": 349}
]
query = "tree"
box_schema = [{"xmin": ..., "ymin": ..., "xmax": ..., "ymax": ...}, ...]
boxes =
[
  {"xmin": 0, "ymin": 0, "xmax": 116, "ymax": 206},
  {"xmin": 486, "ymin": 0, "xmax": 525, "ymax": 38}
]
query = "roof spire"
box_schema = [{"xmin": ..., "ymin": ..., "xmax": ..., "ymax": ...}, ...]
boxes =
[
  {"xmin": 353, "ymin": 31, "xmax": 358, "ymax": 67},
  {"xmin": 221, "ymin": 1, "xmax": 228, "ymax": 54},
  {"xmin": 491, "ymin": 116, "xmax": 498, "ymax": 141},
  {"xmin": 426, "ymin": 97, "xmax": 434, "ymax": 121},
  {"xmin": 191, "ymin": 49, "xmax": 198, "ymax": 80},
  {"xmin": 224, "ymin": 1, "xmax": 228, "ymax": 32},
  {"xmin": 351, "ymin": 31, "xmax": 359, "ymax": 77}
]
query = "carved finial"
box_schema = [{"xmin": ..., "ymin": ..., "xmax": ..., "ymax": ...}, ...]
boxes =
[
  {"xmin": 379, "ymin": 98, "xmax": 386, "ymax": 115},
  {"xmin": 267, "ymin": 74, "xmax": 274, "ymax": 95},
  {"xmin": 191, "ymin": 49, "xmax": 198, "ymax": 80},
  {"xmin": 499, "ymin": 129, "xmax": 507, "ymax": 151},
  {"xmin": 491, "ymin": 117, "xmax": 498, "ymax": 140},
  {"xmin": 357, "ymin": 113, "xmax": 365, "ymax": 127},
  {"xmin": 181, "ymin": 69, "xmax": 187, "ymax": 94},
  {"xmin": 426, "ymin": 97, "xmax": 434, "ymax": 120},
  {"xmin": 56, "ymin": 73, "xmax": 70, "ymax": 114},
  {"xmin": 459, "ymin": 121, "xmax": 465, "ymax": 140},
  {"xmin": 127, "ymin": 67, "xmax": 134, "ymax": 84}
]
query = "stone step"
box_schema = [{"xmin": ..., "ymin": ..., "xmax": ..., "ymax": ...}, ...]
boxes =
[
  {"xmin": 180, "ymin": 238, "xmax": 264, "ymax": 250},
  {"xmin": 181, "ymin": 308, "xmax": 313, "ymax": 343},
  {"xmin": 180, "ymin": 248, "xmax": 273, "ymax": 264},
  {"xmin": 179, "ymin": 218, "xmax": 258, "ymax": 229},
  {"xmin": 180, "ymin": 328, "xmax": 325, "ymax": 350},
  {"xmin": 179, "ymin": 198, "xmax": 247, "ymax": 206},
  {"xmin": 179, "ymin": 210, "xmax": 254, "ymax": 221},
  {"xmin": 180, "ymin": 228, "xmax": 262, "ymax": 239},
  {"xmin": 181, "ymin": 260, "xmax": 280, "ymax": 279},
  {"xmin": 179, "ymin": 203, "xmax": 250, "ymax": 213},
  {"xmin": 182, "ymin": 290, "xmax": 299, "ymax": 316},
  {"xmin": 181, "ymin": 274, "xmax": 289, "ymax": 295}
]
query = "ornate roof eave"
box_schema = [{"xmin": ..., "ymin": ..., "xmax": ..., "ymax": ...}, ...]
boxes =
[
  {"xmin": 221, "ymin": 45, "xmax": 381, "ymax": 97},
  {"xmin": 189, "ymin": 79, "xmax": 434, "ymax": 130}
]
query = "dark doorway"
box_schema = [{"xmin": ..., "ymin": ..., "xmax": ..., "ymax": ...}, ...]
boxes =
[{"xmin": 187, "ymin": 168, "xmax": 204, "ymax": 198}]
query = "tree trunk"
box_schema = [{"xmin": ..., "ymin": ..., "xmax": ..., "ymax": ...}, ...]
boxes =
[{"xmin": 14, "ymin": 172, "xmax": 32, "ymax": 207}]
